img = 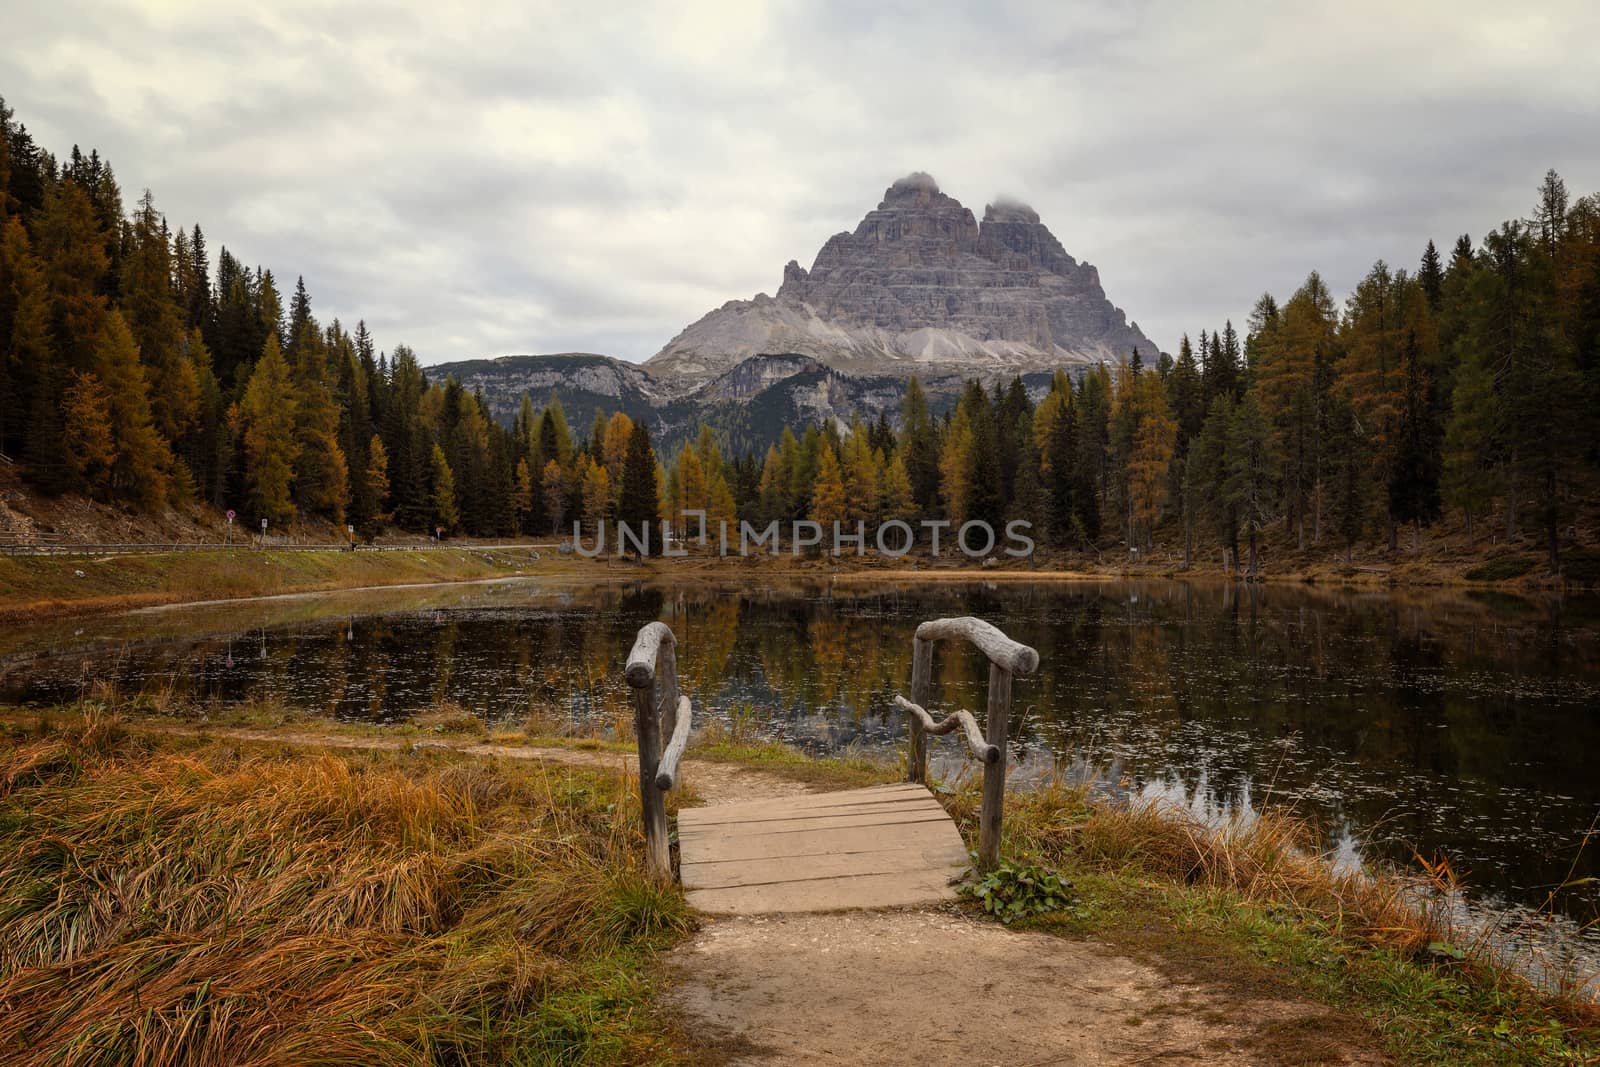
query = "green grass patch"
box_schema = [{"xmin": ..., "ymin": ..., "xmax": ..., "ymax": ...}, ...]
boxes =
[
  {"xmin": 1464, "ymin": 555, "xmax": 1537, "ymax": 582},
  {"xmin": 688, "ymin": 739, "xmax": 899, "ymax": 790},
  {"xmin": 0, "ymin": 547, "xmax": 543, "ymax": 619}
]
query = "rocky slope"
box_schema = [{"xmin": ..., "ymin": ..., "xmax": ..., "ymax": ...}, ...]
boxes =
[
  {"xmin": 646, "ymin": 173, "xmax": 1157, "ymax": 385},
  {"xmin": 431, "ymin": 352, "xmax": 658, "ymax": 430}
]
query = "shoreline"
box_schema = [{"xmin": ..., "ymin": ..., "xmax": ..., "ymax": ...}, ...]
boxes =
[
  {"xmin": 2, "ymin": 542, "xmax": 1586, "ymax": 624},
  {"xmin": 2, "ymin": 706, "xmax": 1594, "ymax": 1064}
]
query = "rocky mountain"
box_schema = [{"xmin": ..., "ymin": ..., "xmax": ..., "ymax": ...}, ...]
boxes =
[
  {"xmin": 431, "ymin": 352, "xmax": 658, "ymax": 430},
  {"xmin": 646, "ymin": 172, "xmax": 1157, "ymax": 385},
  {"xmin": 431, "ymin": 349, "xmax": 1058, "ymax": 457},
  {"xmin": 431, "ymin": 171, "xmax": 1155, "ymax": 452}
]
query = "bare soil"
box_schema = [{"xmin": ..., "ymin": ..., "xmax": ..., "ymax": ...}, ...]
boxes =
[{"xmin": 664, "ymin": 908, "xmax": 1381, "ymax": 1066}]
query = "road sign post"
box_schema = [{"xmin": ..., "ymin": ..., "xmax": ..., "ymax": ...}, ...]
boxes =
[{"xmin": 225, "ymin": 509, "xmax": 235, "ymax": 545}]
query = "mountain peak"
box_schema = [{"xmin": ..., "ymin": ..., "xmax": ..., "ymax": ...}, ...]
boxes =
[
  {"xmin": 646, "ymin": 176, "xmax": 1156, "ymax": 386},
  {"xmin": 881, "ymin": 171, "xmax": 944, "ymax": 206},
  {"xmin": 984, "ymin": 197, "xmax": 1040, "ymax": 224}
]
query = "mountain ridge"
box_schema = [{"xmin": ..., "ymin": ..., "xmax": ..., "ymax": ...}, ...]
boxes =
[{"xmin": 644, "ymin": 172, "xmax": 1157, "ymax": 384}]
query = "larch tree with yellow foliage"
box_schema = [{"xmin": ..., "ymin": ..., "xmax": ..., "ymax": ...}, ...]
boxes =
[{"xmin": 810, "ymin": 442, "xmax": 848, "ymax": 534}]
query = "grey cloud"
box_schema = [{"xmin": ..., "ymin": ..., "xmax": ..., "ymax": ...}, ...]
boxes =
[{"xmin": 3, "ymin": 0, "xmax": 1598, "ymax": 365}]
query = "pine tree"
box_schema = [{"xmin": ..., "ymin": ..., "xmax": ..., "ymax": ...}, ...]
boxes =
[
  {"xmin": 842, "ymin": 424, "xmax": 881, "ymax": 524},
  {"xmin": 1536, "ymin": 169, "xmax": 1569, "ymax": 258},
  {"xmin": 880, "ymin": 452, "xmax": 915, "ymax": 524},
  {"xmin": 92, "ymin": 309, "xmax": 173, "ymax": 506},
  {"xmin": 810, "ymin": 442, "xmax": 848, "ymax": 534},
  {"xmin": 60, "ymin": 370, "xmax": 116, "ymax": 495},
  {"xmin": 1, "ymin": 216, "xmax": 54, "ymax": 466},
  {"xmin": 36, "ymin": 178, "xmax": 110, "ymax": 371},
  {"xmin": 757, "ymin": 443, "xmax": 790, "ymax": 524},
  {"xmin": 1127, "ymin": 373, "xmax": 1178, "ymax": 551},
  {"xmin": 1324, "ymin": 395, "xmax": 1369, "ymax": 561},
  {"xmin": 1419, "ymin": 239, "xmax": 1444, "ymax": 308},
  {"xmin": 580, "ymin": 455, "xmax": 611, "ymax": 532},
  {"xmin": 542, "ymin": 458, "xmax": 567, "ymax": 533},
  {"xmin": 900, "ymin": 377, "xmax": 939, "ymax": 509},
  {"xmin": 121, "ymin": 190, "xmax": 199, "ymax": 449},
  {"xmin": 617, "ymin": 421, "xmax": 659, "ymax": 551},
  {"xmin": 938, "ymin": 405, "xmax": 974, "ymax": 527},
  {"xmin": 1205, "ymin": 320, "xmax": 1242, "ymax": 401},
  {"xmin": 1168, "ymin": 333, "xmax": 1204, "ymax": 452},
  {"xmin": 1186, "ymin": 399, "xmax": 1235, "ymax": 567},
  {"xmin": 428, "ymin": 444, "xmax": 459, "ymax": 534},
  {"xmin": 1044, "ymin": 390, "xmax": 1079, "ymax": 546},
  {"xmin": 1223, "ymin": 392, "xmax": 1276, "ymax": 575},
  {"xmin": 364, "ymin": 434, "xmax": 391, "ymax": 526},
  {"xmin": 1387, "ymin": 325, "xmax": 1442, "ymax": 551},
  {"xmin": 238, "ymin": 334, "xmax": 300, "ymax": 525}
]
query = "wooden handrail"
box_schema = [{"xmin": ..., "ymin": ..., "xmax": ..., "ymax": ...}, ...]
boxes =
[
  {"xmin": 892, "ymin": 696, "xmax": 998, "ymax": 764},
  {"xmin": 656, "ymin": 694, "xmax": 692, "ymax": 791},
  {"xmin": 625, "ymin": 622, "xmax": 691, "ymax": 880},
  {"xmin": 914, "ymin": 617, "xmax": 1040, "ymax": 675},
  {"xmin": 901, "ymin": 616, "xmax": 1038, "ymax": 872}
]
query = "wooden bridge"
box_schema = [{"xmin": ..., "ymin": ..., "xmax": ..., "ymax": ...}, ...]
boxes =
[{"xmin": 625, "ymin": 616, "xmax": 1038, "ymax": 914}]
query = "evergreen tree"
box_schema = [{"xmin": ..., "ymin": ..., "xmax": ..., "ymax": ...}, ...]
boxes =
[
  {"xmin": 238, "ymin": 335, "xmax": 299, "ymax": 525},
  {"xmin": 617, "ymin": 421, "xmax": 659, "ymax": 549},
  {"xmin": 60, "ymin": 370, "xmax": 116, "ymax": 495},
  {"xmin": 1387, "ymin": 326, "xmax": 1442, "ymax": 551},
  {"xmin": 810, "ymin": 442, "xmax": 848, "ymax": 532},
  {"xmin": 428, "ymin": 443, "xmax": 458, "ymax": 534},
  {"xmin": 1223, "ymin": 392, "xmax": 1275, "ymax": 575},
  {"xmin": 1419, "ymin": 239, "xmax": 1444, "ymax": 308},
  {"xmin": 1168, "ymin": 333, "xmax": 1204, "ymax": 452},
  {"xmin": 900, "ymin": 376, "xmax": 939, "ymax": 509}
]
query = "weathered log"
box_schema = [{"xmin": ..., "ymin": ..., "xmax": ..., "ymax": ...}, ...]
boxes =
[
  {"xmin": 655, "ymin": 694, "xmax": 693, "ymax": 791},
  {"xmin": 626, "ymin": 622, "xmax": 676, "ymax": 689},
  {"xmin": 627, "ymin": 621, "xmax": 680, "ymax": 881},
  {"xmin": 914, "ymin": 617, "xmax": 1039, "ymax": 675},
  {"xmin": 892, "ymin": 696, "xmax": 998, "ymax": 764},
  {"xmin": 979, "ymin": 663, "xmax": 1013, "ymax": 872},
  {"xmin": 907, "ymin": 637, "xmax": 935, "ymax": 783},
  {"xmin": 632, "ymin": 679, "xmax": 671, "ymax": 879}
]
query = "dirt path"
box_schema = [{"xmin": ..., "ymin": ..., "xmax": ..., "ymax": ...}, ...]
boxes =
[
  {"xmin": 130, "ymin": 724, "xmax": 812, "ymax": 805},
  {"xmin": 135, "ymin": 724, "xmax": 1380, "ymax": 1065},
  {"xmin": 664, "ymin": 907, "xmax": 1383, "ymax": 1066}
]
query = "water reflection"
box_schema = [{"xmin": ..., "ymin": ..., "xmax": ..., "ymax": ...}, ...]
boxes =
[{"xmin": 2, "ymin": 577, "xmax": 1597, "ymax": 929}]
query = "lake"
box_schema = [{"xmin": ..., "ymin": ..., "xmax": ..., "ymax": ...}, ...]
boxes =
[{"xmin": 3, "ymin": 574, "xmax": 1597, "ymax": 945}]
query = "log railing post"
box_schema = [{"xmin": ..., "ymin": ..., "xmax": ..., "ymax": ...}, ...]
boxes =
[
  {"xmin": 895, "ymin": 617, "xmax": 1038, "ymax": 874},
  {"xmin": 980, "ymin": 662, "xmax": 1013, "ymax": 872},
  {"xmin": 631, "ymin": 678, "xmax": 670, "ymax": 880},
  {"xmin": 626, "ymin": 622, "xmax": 688, "ymax": 883},
  {"xmin": 907, "ymin": 636, "xmax": 934, "ymax": 784}
]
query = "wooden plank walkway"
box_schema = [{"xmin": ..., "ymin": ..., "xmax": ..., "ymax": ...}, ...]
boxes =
[{"xmin": 676, "ymin": 783, "xmax": 969, "ymax": 914}]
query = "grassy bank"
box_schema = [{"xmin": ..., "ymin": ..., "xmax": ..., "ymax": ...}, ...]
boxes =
[
  {"xmin": 944, "ymin": 781, "xmax": 1600, "ymax": 1065},
  {"xmin": 4, "ymin": 705, "xmax": 1597, "ymax": 1065},
  {"xmin": 0, "ymin": 547, "xmax": 558, "ymax": 621},
  {"xmin": 0, "ymin": 712, "xmax": 691, "ymax": 1066}
]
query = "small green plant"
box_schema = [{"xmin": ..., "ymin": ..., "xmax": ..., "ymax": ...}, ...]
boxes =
[{"xmin": 963, "ymin": 859, "xmax": 1080, "ymax": 924}]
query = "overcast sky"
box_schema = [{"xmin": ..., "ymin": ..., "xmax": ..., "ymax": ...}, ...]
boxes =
[{"xmin": 5, "ymin": 1, "xmax": 1598, "ymax": 366}]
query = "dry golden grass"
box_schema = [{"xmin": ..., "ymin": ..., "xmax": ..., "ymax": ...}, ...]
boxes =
[
  {"xmin": 950, "ymin": 779, "xmax": 1593, "ymax": 988},
  {"xmin": 0, "ymin": 712, "xmax": 691, "ymax": 1066}
]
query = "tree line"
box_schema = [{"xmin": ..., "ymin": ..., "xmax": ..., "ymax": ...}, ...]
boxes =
[
  {"xmin": 2, "ymin": 97, "xmax": 1594, "ymax": 565},
  {"xmin": 0, "ymin": 96, "xmax": 669, "ymax": 541}
]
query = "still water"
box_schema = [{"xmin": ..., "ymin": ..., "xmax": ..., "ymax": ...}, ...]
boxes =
[{"xmin": 3, "ymin": 575, "xmax": 1597, "ymax": 932}]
